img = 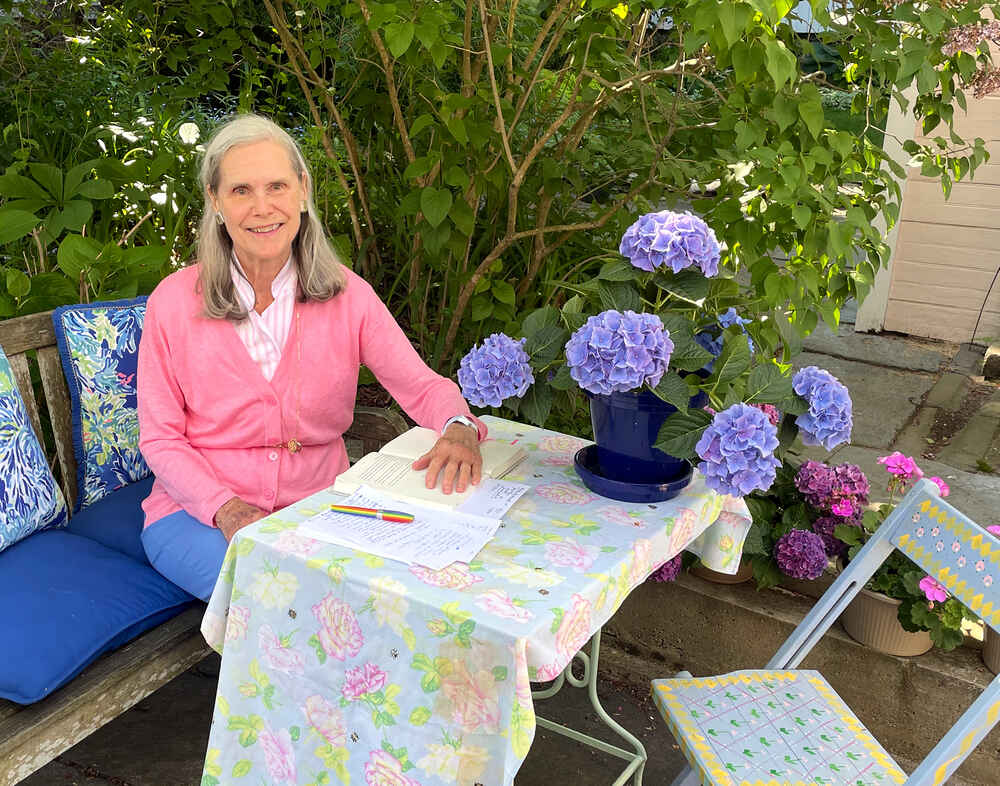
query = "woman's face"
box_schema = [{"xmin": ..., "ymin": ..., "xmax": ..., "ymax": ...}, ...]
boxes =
[{"xmin": 211, "ymin": 139, "xmax": 307, "ymax": 272}]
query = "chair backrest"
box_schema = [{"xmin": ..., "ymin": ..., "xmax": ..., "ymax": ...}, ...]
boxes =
[{"xmin": 765, "ymin": 478, "xmax": 1000, "ymax": 786}]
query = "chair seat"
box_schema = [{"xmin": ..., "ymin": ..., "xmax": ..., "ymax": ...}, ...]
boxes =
[{"xmin": 651, "ymin": 670, "xmax": 907, "ymax": 786}]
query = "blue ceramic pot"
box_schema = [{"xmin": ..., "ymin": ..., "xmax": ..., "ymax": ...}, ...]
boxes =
[{"xmin": 587, "ymin": 386, "xmax": 708, "ymax": 483}]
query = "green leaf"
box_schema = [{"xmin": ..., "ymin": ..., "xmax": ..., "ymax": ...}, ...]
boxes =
[
  {"xmin": 521, "ymin": 306, "xmax": 559, "ymax": 336},
  {"xmin": 525, "ymin": 324, "xmax": 567, "ymax": 365},
  {"xmin": 764, "ymin": 40, "xmax": 797, "ymax": 89},
  {"xmin": 491, "ymin": 280, "xmax": 515, "ymax": 305},
  {"xmin": 5, "ymin": 268, "xmax": 30, "ymax": 298},
  {"xmin": 57, "ymin": 234, "xmax": 101, "ymax": 279},
  {"xmin": 0, "ymin": 208, "xmax": 40, "ymax": 244},
  {"xmin": 598, "ymin": 259, "xmax": 639, "ymax": 282},
  {"xmin": 74, "ymin": 179, "xmax": 115, "ymax": 200},
  {"xmin": 449, "ymin": 198, "xmax": 475, "ymax": 236},
  {"xmin": 520, "ymin": 382, "xmax": 552, "ymax": 426},
  {"xmin": 706, "ymin": 334, "xmax": 751, "ymax": 389},
  {"xmin": 597, "ymin": 281, "xmax": 641, "ymax": 312},
  {"xmin": 403, "ymin": 156, "xmax": 435, "ymax": 181},
  {"xmin": 122, "ymin": 244, "xmax": 170, "ymax": 270},
  {"xmin": 409, "ymin": 113, "xmax": 435, "ymax": 138},
  {"xmin": 651, "ymin": 372, "xmax": 695, "ymax": 411},
  {"xmin": 798, "ymin": 98, "xmax": 824, "ymax": 139},
  {"xmin": 668, "ymin": 332, "xmax": 714, "ymax": 373},
  {"xmin": 0, "ymin": 173, "xmax": 51, "ymax": 201},
  {"xmin": 59, "ymin": 200, "xmax": 93, "ymax": 232},
  {"xmin": 384, "ymin": 21, "xmax": 415, "ymax": 58},
  {"xmin": 744, "ymin": 363, "xmax": 793, "ymax": 404},
  {"xmin": 409, "ymin": 706, "xmax": 432, "ymax": 725},
  {"xmin": 653, "ymin": 409, "xmax": 713, "ymax": 461},
  {"xmin": 28, "ymin": 162, "xmax": 63, "ymax": 199},
  {"xmin": 548, "ymin": 364, "xmax": 575, "ymax": 391},
  {"xmin": 655, "ymin": 269, "xmax": 710, "ymax": 305},
  {"xmin": 792, "ymin": 204, "xmax": 811, "ymax": 229},
  {"xmin": 419, "ymin": 187, "xmax": 452, "ymax": 228}
]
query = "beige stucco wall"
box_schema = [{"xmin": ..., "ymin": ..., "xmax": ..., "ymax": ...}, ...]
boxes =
[{"xmin": 882, "ymin": 95, "xmax": 1000, "ymax": 343}]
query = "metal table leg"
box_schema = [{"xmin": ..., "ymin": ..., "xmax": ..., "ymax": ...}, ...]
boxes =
[{"xmin": 531, "ymin": 627, "xmax": 647, "ymax": 786}]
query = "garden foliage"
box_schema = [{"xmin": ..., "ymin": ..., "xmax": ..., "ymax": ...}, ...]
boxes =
[{"xmin": 1, "ymin": 0, "xmax": 998, "ymax": 403}]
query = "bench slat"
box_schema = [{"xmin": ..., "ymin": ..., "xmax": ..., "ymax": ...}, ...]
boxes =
[
  {"xmin": 0, "ymin": 606, "xmax": 212, "ymax": 786},
  {"xmin": 7, "ymin": 353, "xmax": 43, "ymax": 449},
  {"xmin": 0, "ymin": 312, "xmax": 56, "ymax": 356},
  {"xmin": 37, "ymin": 346, "xmax": 77, "ymax": 512}
]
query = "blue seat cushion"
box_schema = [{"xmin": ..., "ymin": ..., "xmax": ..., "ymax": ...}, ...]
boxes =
[
  {"xmin": 0, "ymin": 530, "xmax": 195, "ymax": 704},
  {"xmin": 65, "ymin": 475, "xmax": 154, "ymax": 565}
]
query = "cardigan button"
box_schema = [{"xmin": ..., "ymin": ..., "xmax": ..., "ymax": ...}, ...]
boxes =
[{"xmin": 268, "ymin": 451, "xmax": 278, "ymax": 461}]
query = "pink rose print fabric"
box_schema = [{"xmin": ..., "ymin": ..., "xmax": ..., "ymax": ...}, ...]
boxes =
[
  {"xmin": 202, "ymin": 416, "xmax": 750, "ymax": 786},
  {"xmin": 311, "ymin": 593, "xmax": 363, "ymax": 661}
]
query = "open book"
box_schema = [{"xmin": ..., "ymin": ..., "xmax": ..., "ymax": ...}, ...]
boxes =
[{"xmin": 333, "ymin": 426, "xmax": 527, "ymax": 511}]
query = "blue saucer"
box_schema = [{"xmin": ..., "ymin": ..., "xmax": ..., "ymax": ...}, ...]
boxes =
[{"xmin": 573, "ymin": 445, "xmax": 693, "ymax": 503}]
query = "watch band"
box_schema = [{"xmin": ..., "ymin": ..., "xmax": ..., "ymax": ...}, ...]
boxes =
[{"xmin": 444, "ymin": 414, "xmax": 478, "ymax": 435}]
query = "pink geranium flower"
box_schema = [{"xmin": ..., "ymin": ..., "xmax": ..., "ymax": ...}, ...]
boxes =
[
  {"xmin": 929, "ymin": 476, "xmax": 950, "ymax": 497},
  {"xmin": 831, "ymin": 498, "xmax": 855, "ymax": 517},
  {"xmin": 878, "ymin": 451, "xmax": 923, "ymax": 481},
  {"xmin": 919, "ymin": 576, "xmax": 947, "ymax": 603}
]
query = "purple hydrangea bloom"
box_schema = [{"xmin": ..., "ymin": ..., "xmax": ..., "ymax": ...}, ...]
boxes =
[
  {"xmin": 795, "ymin": 460, "xmax": 835, "ymax": 508},
  {"xmin": 619, "ymin": 210, "xmax": 720, "ymax": 276},
  {"xmin": 774, "ymin": 529, "xmax": 828, "ymax": 580},
  {"xmin": 813, "ymin": 515, "xmax": 860, "ymax": 557},
  {"xmin": 695, "ymin": 331, "xmax": 723, "ymax": 358},
  {"xmin": 457, "ymin": 333, "xmax": 534, "ymax": 407},
  {"xmin": 717, "ymin": 307, "xmax": 755, "ymax": 352},
  {"xmin": 651, "ymin": 554, "xmax": 683, "ymax": 582},
  {"xmin": 792, "ymin": 366, "xmax": 853, "ymax": 450},
  {"xmin": 695, "ymin": 403, "xmax": 781, "ymax": 497},
  {"xmin": 565, "ymin": 310, "xmax": 674, "ymax": 395}
]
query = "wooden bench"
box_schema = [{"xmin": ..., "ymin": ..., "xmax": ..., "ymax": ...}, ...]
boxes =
[{"xmin": 0, "ymin": 309, "xmax": 408, "ymax": 786}]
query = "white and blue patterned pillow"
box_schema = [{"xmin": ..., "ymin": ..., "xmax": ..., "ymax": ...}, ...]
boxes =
[
  {"xmin": 53, "ymin": 297, "xmax": 150, "ymax": 511},
  {"xmin": 0, "ymin": 348, "xmax": 68, "ymax": 552}
]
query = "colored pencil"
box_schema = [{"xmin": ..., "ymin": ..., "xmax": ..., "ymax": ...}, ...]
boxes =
[{"xmin": 329, "ymin": 504, "xmax": 414, "ymax": 523}]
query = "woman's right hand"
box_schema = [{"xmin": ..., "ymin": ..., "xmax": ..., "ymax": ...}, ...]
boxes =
[{"xmin": 214, "ymin": 497, "xmax": 269, "ymax": 541}]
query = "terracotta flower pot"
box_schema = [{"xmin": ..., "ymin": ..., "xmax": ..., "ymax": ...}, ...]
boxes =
[
  {"xmin": 984, "ymin": 626, "xmax": 1000, "ymax": 675},
  {"xmin": 690, "ymin": 557, "xmax": 754, "ymax": 584},
  {"xmin": 840, "ymin": 588, "xmax": 933, "ymax": 657}
]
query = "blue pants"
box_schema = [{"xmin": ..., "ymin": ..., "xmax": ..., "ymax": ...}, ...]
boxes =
[{"xmin": 141, "ymin": 510, "xmax": 229, "ymax": 602}]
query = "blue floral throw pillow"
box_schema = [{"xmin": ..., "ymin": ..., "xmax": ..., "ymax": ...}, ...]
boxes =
[
  {"xmin": 0, "ymin": 348, "xmax": 67, "ymax": 552},
  {"xmin": 53, "ymin": 297, "xmax": 150, "ymax": 511}
]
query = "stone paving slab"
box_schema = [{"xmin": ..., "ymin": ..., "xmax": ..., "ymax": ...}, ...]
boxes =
[
  {"xmin": 804, "ymin": 323, "xmax": 949, "ymax": 372},
  {"xmin": 794, "ymin": 352, "xmax": 936, "ymax": 449}
]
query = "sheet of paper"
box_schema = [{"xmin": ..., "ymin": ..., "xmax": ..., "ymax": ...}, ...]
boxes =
[
  {"xmin": 457, "ymin": 478, "xmax": 530, "ymax": 519},
  {"xmin": 298, "ymin": 487, "xmax": 499, "ymax": 570}
]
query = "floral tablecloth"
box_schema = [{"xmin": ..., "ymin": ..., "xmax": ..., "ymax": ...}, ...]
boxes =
[{"xmin": 201, "ymin": 416, "xmax": 751, "ymax": 786}]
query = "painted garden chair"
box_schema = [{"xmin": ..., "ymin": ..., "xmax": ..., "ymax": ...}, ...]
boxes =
[{"xmin": 651, "ymin": 478, "xmax": 1000, "ymax": 786}]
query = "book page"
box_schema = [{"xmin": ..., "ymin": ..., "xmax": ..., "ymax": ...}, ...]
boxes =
[
  {"xmin": 378, "ymin": 426, "xmax": 527, "ymax": 478},
  {"xmin": 333, "ymin": 452, "xmax": 472, "ymax": 511}
]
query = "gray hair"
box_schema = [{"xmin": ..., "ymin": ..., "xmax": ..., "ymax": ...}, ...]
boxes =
[{"xmin": 196, "ymin": 113, "xmax": 345, "ymax": 319}]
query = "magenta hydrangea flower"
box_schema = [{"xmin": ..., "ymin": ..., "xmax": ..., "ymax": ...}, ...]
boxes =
[
  {"xmin": 774, "ymin": 529, "xmax": 828, "ymax": 580},
  {"xmin": 877, "ymin": 451, "xmax": 924, "ymax": 482},
  {"xmin": 751, "ymin": 403, "xmax": 781, "ymax": 426},
  {"xmin": 795, "ymin": 461, "xmax": 869, "ymax": 518},
  {"xmin": 565, "ymin": 310, "xmax": 674, "ymax": 395},
  {"xmin": 619, "ymin": 210, "xmax": 720, "ymax": 276},
  {"xmin": 651, "ymin": 554, "xmax": 683, "ymax": 582},
  {"xmin": 792, "ymin": 366, "xmax": 853, "ymax": 450},
  {"xmin": 457, "ymin": 333, "xmax": 535, "ymax": 407},
  {"xmin": 695, "ymin": 404, "xmax": 781, "ymax": 497}
]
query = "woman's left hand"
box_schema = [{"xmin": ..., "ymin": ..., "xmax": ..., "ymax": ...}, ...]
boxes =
[{"xmin": 412, "ymin": 423, "xmax": 483, "ymax": 494}]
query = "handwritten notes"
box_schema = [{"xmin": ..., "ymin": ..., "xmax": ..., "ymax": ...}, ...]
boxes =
[
  {"xmin": 457, "ymin": 478, "xmax": 530, "ymax": 519},
  {"xmin": 298, "ymin": 486, "xmax": 502, "ymax": 570}
]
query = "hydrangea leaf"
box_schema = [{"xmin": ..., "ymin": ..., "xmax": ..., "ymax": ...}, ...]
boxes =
[
  {"xmin": 653, "ymin": 409, "xmax": 712, "ymax": 460},
  {"xmin": 548, "ymin": 365, "xmax": 575, "ymax": 391},
  {"xmin": 651, "ymin": 372, "xmax": 695, "ymax": 411},
  {"xmin": 524, "ymin": 324, "xmax": 567, "ymax": 365},
  {"xmin": 598, "ymin": 259, "xmax": 640, "ymax": 282},
  {"xmin": 744, "ymin": 363, "xmax": 794, "ymax": 404},
  {"xmin": 520, "ymin": 306, "xmax": 559, "ymax": 335},
  {"xmin": 653, "ymin": 269, "xmax": 711, "ymax": 305},
  {"xmin": 520, "ymin": 382, "xmax": 552, "ymax": 426},
  {"xmin": 597, "ymin": 280, "xmax": 640, "ymax": 312},
  {"xmin": 706, "ymin": 334, "xmax": 751, "ymax": 389}
]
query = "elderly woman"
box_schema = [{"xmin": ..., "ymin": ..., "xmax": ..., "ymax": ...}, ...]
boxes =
[{"xmin": 137, "ymin": 114, "xmax": 484, "ymax": 600}]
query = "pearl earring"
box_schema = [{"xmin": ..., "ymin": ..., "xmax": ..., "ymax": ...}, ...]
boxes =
[{"xmin": 215, "ymin": 212, "xmax": 225, "ymax": 226}]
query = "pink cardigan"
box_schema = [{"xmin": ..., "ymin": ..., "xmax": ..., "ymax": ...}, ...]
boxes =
[{"xmin": 137, "ymin": 264, "xmax": 485, "ymax": 528}]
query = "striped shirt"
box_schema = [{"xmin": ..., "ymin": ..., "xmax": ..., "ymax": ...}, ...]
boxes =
[{"xmin": 230, "ymin": 255, "xmax": 296, "ymax": 382}]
